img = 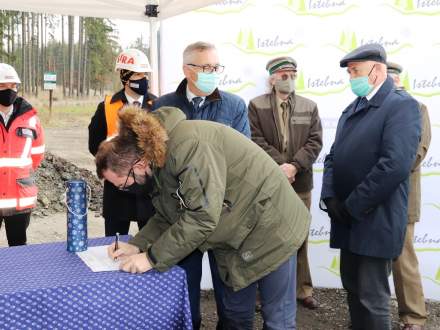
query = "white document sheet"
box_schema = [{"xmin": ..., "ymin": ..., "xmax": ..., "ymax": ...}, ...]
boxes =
[{"xmin": 76, "ymin": 245, "xmax": 121, "ymax": 272}]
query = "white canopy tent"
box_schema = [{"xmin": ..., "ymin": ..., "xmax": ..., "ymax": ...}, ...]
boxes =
[{"xmin": 0, "ymin": 0, "xmax": 221, "ymax": 94}]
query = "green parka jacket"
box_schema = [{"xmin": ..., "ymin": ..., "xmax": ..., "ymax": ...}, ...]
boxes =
[{"xmin": 129, "ymin": 107, "xmax": 310, "ymax": 291}]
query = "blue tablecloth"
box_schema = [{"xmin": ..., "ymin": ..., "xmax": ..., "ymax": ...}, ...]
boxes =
[{"xmin": 0, "ymin": 236, "xmax": 192, "ymax": 330}]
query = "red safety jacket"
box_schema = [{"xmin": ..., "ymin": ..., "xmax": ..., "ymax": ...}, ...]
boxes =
[{"xmin": 0, "ymin": 97, "xmax": 44, "ymax": 215}]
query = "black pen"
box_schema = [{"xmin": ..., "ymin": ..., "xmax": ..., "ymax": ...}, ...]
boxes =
[{"xmin": 114, "ymin": 232, "xmax": 119, "ymax": 252}]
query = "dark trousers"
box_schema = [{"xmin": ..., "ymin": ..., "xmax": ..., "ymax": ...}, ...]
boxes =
[
  {"xmin": 104, "ymin": 217, "xmax": 148, "ymax": 237},
  {"xmin": 178, "ymin": 249, "xmax": 225, "ymax": 330},
  {"xmin": 340, "ymin": 249, "xmax": 392, "ymax": 330},
  {"xmin": 219, "ymin": 253, "xmax": 297, "ymax": 330},
  {"xmin": 0, "ymin": 213, "xmax": 31, "ymax": 246}
]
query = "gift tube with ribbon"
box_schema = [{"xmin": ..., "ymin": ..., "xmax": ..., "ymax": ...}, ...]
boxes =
[{"xmin": 66, "ymin": 179, "xmax": 89, "ymax": 252}]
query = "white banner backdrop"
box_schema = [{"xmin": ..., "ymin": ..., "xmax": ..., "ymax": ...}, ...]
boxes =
[{"xmin": 159, "ymin": 0, "xmax": 440, "ymax": 300}]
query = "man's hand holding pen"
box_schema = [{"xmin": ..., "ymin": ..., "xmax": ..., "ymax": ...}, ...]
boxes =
[{"xmin": 107, "ymin": 241, "xmax": 152, "ymax": 274}]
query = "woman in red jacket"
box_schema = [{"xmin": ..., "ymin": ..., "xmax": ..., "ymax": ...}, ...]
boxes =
[{"xmin": 0, "ymin": 63, "xmax": 44, "ymax": 246}]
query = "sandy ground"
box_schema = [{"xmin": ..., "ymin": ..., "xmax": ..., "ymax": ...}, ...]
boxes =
[{"xmin": 43, "ymin": 126, "xmax": 96, "ymax": 172}]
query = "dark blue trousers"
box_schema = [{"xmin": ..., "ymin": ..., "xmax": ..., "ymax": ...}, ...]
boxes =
[
  {"xmin": 340, "ymin": 249, "xmax": 392, "ymax": 330},
  {"xmin": 218, "ymin": 253, "xmax": 297, "ymax": 330},
  {"xmin": 178, "ymin": 249, "xmax": 225, "ymax": 330}
]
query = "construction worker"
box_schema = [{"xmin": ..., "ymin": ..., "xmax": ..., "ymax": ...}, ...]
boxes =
[
  {"xmin": 88, "ymin": 49, "xmax": 156, "ymax": 237},
  {"xmin": 0, "ymin": 63, "xmax": 45, "ymax": 246}
]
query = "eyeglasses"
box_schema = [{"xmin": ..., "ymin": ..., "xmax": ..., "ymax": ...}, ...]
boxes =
[
  {"xmin": 186, "ymin": 63, "xmax": 225, "ymax": 74},
  {"xmin": 119, "ymin": 159, "xmax": 140, "ymax": 191}
]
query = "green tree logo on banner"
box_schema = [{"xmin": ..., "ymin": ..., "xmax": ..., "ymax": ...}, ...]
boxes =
[
  {"xmin": 423, "ymin": 267, "xmax": 440, "ymax": 286},
  {"xmin": 247, "ymin": 30, "xmax": 256, "ymax": 50},
  {"xmin": 329, "ymin": 30, "xmax": 413, "ymax": 54},
  {"xmin": 227, "ymin": 28, "xmax": 304, "ymax": 56},
  {"xmin": 295, "ymin": 70, "xmax": 349, "ymax": 96},
  {"xmin": 320, "ymin": 256, "xmax": 341, "ymax": 277},
  {"xmin": 387, "ymin": 0, "xmax": 440, "ymax": 15},
  {"xmin": 195, "ymin": 1, "xmax": 255, "ymax": 15},
  {"xmin": 425, "ymin": 203, "xmax": 440, "ymax": 210},
  {"xmin": 237, "ymin": 30, "xmax": 243, "ymax": 45},
  {"xmin": 296, "ymin": 71, "xmax": 305, "ymax": 90},
  {"xmin": 402, "ymin": 72, "xmax": 411, "ymax": 91},
  {"xmin": 282, "ymin": 0, "xmax": 358, "ymax": 17},
  {"xmin": 219, "ymin": 74, "xmax": 256, "ymax": 94},
  {"xmin": 402, "ymin": 72, "xmax": 440, "ymax": 97},
  {"xmin": 337, "ymin": 31, "xmax": 358, "ymax": 52}
]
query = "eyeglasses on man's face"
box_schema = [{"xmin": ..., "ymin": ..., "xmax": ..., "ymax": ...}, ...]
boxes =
[
  {"xmin": 186, "ymin": 63, "xmax": 225, "ymax": 74},
  {"xmin": 119, "ymin": 159, "xmax": 140, "ymax": 191}
]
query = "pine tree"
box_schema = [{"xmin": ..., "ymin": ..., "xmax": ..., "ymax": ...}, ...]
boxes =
[
  {"xmin": 246, "ymin": 30, "xmax": 255, "ymax": 50},
  {"xmin": 296, "ymin": 71, "xmax": 305, "ymax": 90},
  {"xmin": 350, "ymin": 32, "xmax": 358, "ymax": 50},
  {"xmin": 237, "ymin": 30, "xmax": 243, "ymax": 46},
  {"xmin": 339, "ymin": 32, "xmax": 346, "ymax": 48},
  {"xmin": 403, "ymin": 73, "xmax": 410, "ymax": 91},
  {"xmin": 330, "ymin": 256, "xmax": 340, "ymax": 271}
]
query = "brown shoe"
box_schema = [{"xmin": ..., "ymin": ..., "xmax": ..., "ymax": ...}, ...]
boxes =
[
  {"xmin": 298, "ymin": 296, "xmax": 319, "ymax": 309},
  {"xmin": 402, "ymin": 325, "xmax": 423, "ymax": 330}
]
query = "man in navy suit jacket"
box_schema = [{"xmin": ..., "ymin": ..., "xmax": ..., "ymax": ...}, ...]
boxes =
[{"xmin": 320, "ymin": 44, "xmax": 421, "ymax": 330}]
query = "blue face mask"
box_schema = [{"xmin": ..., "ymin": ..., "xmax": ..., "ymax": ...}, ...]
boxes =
[
  {"xmin": 195, "ymin": 72, "xmax": 220, "ymax": 94},
  {"xmin": 349, "ymin": 65, "xmax": 375, "ymax": 97}
]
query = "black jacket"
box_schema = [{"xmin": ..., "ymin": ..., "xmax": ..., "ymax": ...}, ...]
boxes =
[{"xmin": 88, "ymin": 89, "xmax": 156, "ymax": 221}]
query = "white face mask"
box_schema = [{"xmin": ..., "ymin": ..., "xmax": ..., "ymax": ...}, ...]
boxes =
[{"xmin": 275, "ymin": 78, "xmax": 295, "ymax": 94}]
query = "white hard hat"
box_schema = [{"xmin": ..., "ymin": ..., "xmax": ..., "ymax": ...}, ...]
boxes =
[
  {"xmin": 115, "ymin": 48, "xmax": 152, "ymax": 73},
  {"xmin": 0, "ymin": 63, "xmax": 21, "ymax": 84}
]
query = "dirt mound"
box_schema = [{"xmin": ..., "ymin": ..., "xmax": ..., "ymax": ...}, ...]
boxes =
[{"xmin": 34, "ymin": 152, "xmax": 103, "ymax": 217}]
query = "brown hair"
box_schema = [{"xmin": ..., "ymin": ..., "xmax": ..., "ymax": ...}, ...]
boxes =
[{"xmin": 95, "ymin": 105, "xmax": 168, "ymax": 178}]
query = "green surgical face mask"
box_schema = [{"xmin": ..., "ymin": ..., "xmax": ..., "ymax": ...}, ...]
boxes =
[{"xmin": 349, "ymin": 65, "xmax": 375, "ymax": 97}]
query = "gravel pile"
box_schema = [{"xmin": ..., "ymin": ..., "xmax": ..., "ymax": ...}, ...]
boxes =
[{"xmin": 33, "ymin": 152, "xmax": 103, "ymax": 217}]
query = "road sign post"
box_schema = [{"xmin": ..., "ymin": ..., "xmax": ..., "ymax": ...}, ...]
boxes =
[{"xmin": 43, "ymin": 72, "xmax": 57, "ymax": 117}]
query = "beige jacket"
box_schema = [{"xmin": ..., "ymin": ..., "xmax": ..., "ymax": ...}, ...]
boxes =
[{"xmin": 408, "ymin": 102, "xmax": 431, "ymax": 223}]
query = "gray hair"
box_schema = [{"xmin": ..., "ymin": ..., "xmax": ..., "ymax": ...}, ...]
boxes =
[{"xmin": 183, "ymin": 41, "xmax": 216, "ymax": 64}]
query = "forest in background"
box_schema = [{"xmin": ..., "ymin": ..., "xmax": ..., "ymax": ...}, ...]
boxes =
[{"xmin": 0, "ymin": 10, "xmax": 149, "ymax": 98}]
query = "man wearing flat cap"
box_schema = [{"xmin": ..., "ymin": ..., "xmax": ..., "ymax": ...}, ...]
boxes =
[
  {"xmin": 388, "ymin": 61, "xmax": 431, "ymax": 330},
  {"xmin": 248, "ymin": 56, "xmax": 323, "ymax": 310},
  {"xmin": 320, "ymin": 44, "xmax": 421, "ymax": 329}
]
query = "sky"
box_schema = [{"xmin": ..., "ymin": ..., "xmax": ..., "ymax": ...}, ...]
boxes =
[{"xmin": 113, "ymin": 19, "xmax": 150, "ymax": 49}]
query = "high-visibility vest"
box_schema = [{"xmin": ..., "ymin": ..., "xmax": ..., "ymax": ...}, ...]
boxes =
[
  {"xmin": 104, "ymin": 95, "xmax": 124, "ymax": 138},
  {"xmin": 0, "ymin": 106, "xmax": 44, "ymax": 212}
]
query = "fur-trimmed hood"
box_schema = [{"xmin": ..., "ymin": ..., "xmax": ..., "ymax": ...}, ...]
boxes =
[{"xmin": 117, "ymin": 106, "xmax": 185, "ymax": 168}]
